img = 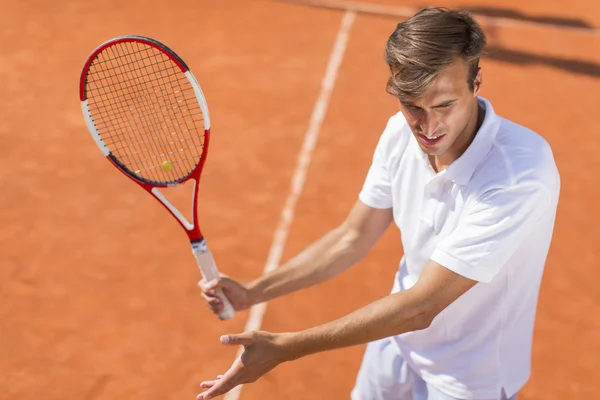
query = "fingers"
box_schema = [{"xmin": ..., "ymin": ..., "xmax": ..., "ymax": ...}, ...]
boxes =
[
  {"xmin": 201, "ymin": 292, "xmax": 223, "ymax": 307},
  {"xmin": 199, "ymin": 280, "xmax": 225, "ymax": 314},
  {"xmin": 198, "ymin": 279, "xmax": 220, "ymax": 293},
  {"xmin": 220, "ymin": 331, "xmax": 256, "ymax": 346},
  {"xmin": 197, "ymin": 376, "xmax": 237, "ymax": 400},
  {"xmin": 197, "ymin": 366, "xmax": 240, "ymax": 400},
  {"xmin": 199, "ymin": 375, "xmax": 224, "ymax": 389},
  {"xmin": 201, "ymin": 288, "xmax": 218, "ymax": 298}
]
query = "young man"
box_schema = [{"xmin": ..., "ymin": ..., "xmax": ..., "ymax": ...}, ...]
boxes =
[{"xmin": 197, "ymin": 7, "xmax": 560, "ymax": 400}]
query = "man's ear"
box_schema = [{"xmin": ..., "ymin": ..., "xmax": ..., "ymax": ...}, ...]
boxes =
[{"xmin": 472, "ymin": 67, "xmax": 483, "ymax": 96}]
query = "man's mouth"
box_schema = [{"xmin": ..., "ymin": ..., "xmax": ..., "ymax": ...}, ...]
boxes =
[{"xmin": 418, "ymin": 133, "xmax": 445, "ymax": 145}]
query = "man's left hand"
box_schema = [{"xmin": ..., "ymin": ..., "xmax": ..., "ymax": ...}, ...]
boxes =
[{"xmin": 196, "ymin": 330, "xmax": 291, "ymax": 400}]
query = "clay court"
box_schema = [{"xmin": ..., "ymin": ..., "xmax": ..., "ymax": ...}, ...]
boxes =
[{"xmin": 2, "ymin": 0, "xmax": 599, "ymax": 399}]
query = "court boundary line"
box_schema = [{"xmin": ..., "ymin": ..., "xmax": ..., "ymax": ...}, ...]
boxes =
[
  {"xmin": 279, "ymin": 0, "xmax": 600, "ymax": 37},
  {"xmin": 223, "ymin": 9, "xmax": 357, "ymax": 400}
]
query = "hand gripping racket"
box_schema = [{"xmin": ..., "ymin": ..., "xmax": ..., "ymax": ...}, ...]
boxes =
[{"xmin": 79, "ymin": 35, "xmax": 235, "ymax": 320}]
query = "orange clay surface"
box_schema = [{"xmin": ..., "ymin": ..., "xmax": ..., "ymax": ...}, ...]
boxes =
[{"xmin": 1, "ymin": 1, "xmax": 599, "ymax": 399}]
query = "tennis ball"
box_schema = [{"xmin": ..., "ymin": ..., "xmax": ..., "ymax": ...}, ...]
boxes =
[{"xmin": 161, "ymin": 160, "xmax": 173, "ymax": 172}]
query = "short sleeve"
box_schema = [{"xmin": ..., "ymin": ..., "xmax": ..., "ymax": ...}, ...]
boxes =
[
  {"xmin": 430, "ymin": 183, "xmax": 552, "ymax": 283},
  {"xmin": 358, "ymin": 119, "xmax": 400, "ymax": 209}
]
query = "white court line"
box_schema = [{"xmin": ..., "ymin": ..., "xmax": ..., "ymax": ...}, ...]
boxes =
[{"xmin": 223, "ymin": 9, "xmax": 356, "ymax": 400}]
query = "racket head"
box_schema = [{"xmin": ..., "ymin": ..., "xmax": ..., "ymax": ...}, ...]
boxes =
[{"xmin": 79, "ymin": 35, "xmax": 211, "ymax": 187}]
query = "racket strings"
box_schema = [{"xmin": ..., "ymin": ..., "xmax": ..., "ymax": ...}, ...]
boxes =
[
  {"xmin": 87, "ymin": 82, "xmax": 201, "ymax": 125},
  {"xmin": 105, "ymin": 44, "xmax": 192, "ymax": 179},
  {"xmin": 111, "ymin": 43, "xmax": 197, "ymax": 179},
  {"xmin": 90, "ymin": 45, "xmax": 179, "ymax": 174},
  {"xmin": 88, "ymin": 86, "xmax": 203, "ymax": 163},
  {"xmin": 89, "ymin": 46, "xmax": 194, "ymax": 180},
  {"xmin": 85, "ymin": 40, "xmax": 206, "ymax": 184},
  {"xmin": 132, "ymin": 149, "xmax": 207, "ymax": 174}
]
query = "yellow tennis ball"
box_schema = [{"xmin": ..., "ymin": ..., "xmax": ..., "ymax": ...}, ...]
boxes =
[{"xmin": 161, "ymin": 160, "xmax": 173, "ymax": 172}]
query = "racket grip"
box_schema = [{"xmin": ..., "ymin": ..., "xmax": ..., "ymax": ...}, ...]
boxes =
[{"xmin": 191, "ymin": 239, "xmax": 236, "ymax": 321}]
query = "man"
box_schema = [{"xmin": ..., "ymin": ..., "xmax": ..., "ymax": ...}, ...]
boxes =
[{"xmin": 197, "ymin": 7, "xmax": 560, "ymax": 400}]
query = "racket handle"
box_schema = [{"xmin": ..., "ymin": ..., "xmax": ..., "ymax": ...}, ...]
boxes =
[{"xmin": 191, "ymin": 239, "xmax": 236, "ymax": 321}]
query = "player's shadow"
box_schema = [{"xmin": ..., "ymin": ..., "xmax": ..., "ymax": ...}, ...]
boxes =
[
  {"xmin": 409, "ymin": 4, "xmax": 600, "ymax": 78},
  {"xmin": 461, "ymin": 6, "xmax": 594, "ymax": 29},
  {"xmin": 456, "ymin": 6, "xmax": 600, "ymax": 78},
  {"xmin": 485, "ymin": 47, "xmax": 600, "ymax": 78}
]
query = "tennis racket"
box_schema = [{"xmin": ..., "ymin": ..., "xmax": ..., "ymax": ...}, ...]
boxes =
[{"xmin": 79, "ymin": 35, "xmax": 235, "ymax": 320}]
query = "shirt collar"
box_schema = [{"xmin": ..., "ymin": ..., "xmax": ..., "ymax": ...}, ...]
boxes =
[{"xmin": 413, "ymin": 96, "xmax": 500, "ymax": 185}]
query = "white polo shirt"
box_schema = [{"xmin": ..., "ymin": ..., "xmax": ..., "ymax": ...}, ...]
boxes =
[{"xmin": 359, "ymin": 97, "xmax": 560, "ymax": 399}]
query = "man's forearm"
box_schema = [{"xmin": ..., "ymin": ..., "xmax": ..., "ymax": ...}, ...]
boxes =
[
  {"xmin": 280, "ymin": 260, "xmax": 478, "ymax": 361},
  {"xmin": 247, "ymin": 225, "xmax": 365, "ymax": 305},
  {"xmin": 283, "ymin": 289, "xmax": 431, "ymax": 361}
]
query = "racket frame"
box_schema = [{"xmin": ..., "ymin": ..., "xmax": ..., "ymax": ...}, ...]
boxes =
[{"xmin": 80, "ymin": 35, "xmax": 235, "ymax": 320}]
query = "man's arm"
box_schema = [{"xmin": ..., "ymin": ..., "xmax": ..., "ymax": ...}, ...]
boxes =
[
  {"xmin": 196, "ymin": 260, "xmax": 477, "ymax": 400},
  {"xmin": 248, "ymin": 199, "xmax": 393, "ymax": 305},
  {"xmin": 284, "ymin": 260, "xmax": 477, "ymax": 359}
]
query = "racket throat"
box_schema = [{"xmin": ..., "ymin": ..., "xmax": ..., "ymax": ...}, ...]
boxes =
[{"xmin": 149, "ymin": 187, "xmax": 202, "ymax": 240}]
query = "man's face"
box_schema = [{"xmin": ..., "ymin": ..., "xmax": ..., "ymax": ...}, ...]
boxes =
[{"xmin": 398, "ymin": 59, "xmax": 482, "ymax": 158}]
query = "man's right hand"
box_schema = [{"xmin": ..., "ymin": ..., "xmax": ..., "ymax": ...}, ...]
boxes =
[{"xmin": 199, "ymin": 276, "xmax": 254, "ymax": 315}]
